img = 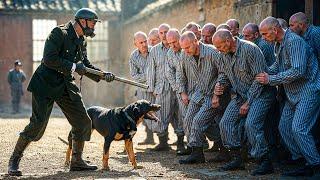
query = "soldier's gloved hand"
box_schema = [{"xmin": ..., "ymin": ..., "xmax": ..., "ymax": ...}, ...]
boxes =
[
  {"xmin": 75, "ymin": 63, "xmax": 87, "ymax": 76},
  {"xmin": 104, "ymin": 72, "xmax": 115, "ymax": 82}
]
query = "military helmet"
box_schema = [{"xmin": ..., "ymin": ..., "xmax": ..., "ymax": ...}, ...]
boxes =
[{"xmin": 75, "ymin": 8, "xmax": 100, "ymax": 22}]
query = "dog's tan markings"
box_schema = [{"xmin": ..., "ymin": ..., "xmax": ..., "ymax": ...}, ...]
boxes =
[
  {"xmin": 137, "ymin": 116, "xmax": 144, "ymax": 125},
  {"xmin": 102, "ymin": 151, "xmax": 110, "ymax": 171},
  {"xmin": 65, "ymin": 146, "xmax": 72, "ymax": 166},
  {"xmin": 114, "ymin": 132, "xmax": 123, "ymax": 140},
  {"xmin": 125, "ymin": 139, "xmax": 138, "ymax": 169}
]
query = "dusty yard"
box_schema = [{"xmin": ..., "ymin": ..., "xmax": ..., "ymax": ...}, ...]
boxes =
[{"xmin": 0, "ymin": 109, "xmax": 294, "ymax": 179}]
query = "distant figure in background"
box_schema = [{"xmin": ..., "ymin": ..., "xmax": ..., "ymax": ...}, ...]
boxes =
[
  {"xmin": 7, "ymin": 60, "xmax": 26, "ymax": 114},
  {"xmin": 226, "ymin": 19, "xmax": 243, "ymax": 38},
  {"xmin": 148, "ymin": 28, "xmax": 161, "ymax": 46}
]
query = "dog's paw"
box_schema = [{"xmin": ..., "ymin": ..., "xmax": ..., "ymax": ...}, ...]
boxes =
[
  {"xmin": 64, "ymin": 161, "xmax": 70, "ymax": 167},
  {"xmin": 102, "ymin": 167, "xmax": 110, "ymax": 171}
]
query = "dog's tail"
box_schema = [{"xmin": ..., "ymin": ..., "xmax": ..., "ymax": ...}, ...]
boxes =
[{"xmin": 58, "ymin": 136, "xmax": 68, "ymax": 145}]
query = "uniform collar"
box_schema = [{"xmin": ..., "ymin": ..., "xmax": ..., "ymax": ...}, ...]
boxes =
[
  {"xmin": 66, "ymin": 21, "xmax": 80, "ymax": 40},
  {"xmin": 303, "ymin": 25, "xmax": 312, "ymax": 40}
]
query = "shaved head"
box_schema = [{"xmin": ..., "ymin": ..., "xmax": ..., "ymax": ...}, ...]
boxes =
[
  {"xmin": 226, "ymin": 19, "xmax": 240, "ymax": 28},
  {"xmin": 226, "ymin": 19, "xmax": 240, "ymax": 37},
  {"xmin": 212, "ymin": 29, "xmax": 233, "ymax": 42},
  {"xmin": 212, "ymin": 29, "xmax": 234, "ymax": 54},
  {"xmin": 184, "ymin": 22, "xmax": 201, "ymax": 40},
  {"xmin": 180, "ymin": 31, "xmax": 197, "ymax": 43},
  {"xmin": 167, "ymin": 28, "xmax": 181, "ymax": 52},
  {"xmin": 134, "ymin": 31, "xmax": 148, "ymax": 53},
  {"xmin": 217, "ymin": 23, "xmax": 231, "ymax": 31},
  {"xmin": 259, "ymin": 16, "xmax": 281, "ymax": 30},
  {"xmin": 277, "ymin": 18, "xmax": 288, "ymax": 29},
  {"xmin": 242, "ymin": 23, "xmax": 260, "ymax": 42},
  {"xmin": 259, "ymin": 16, "xmax": 284, "ymax": 43},
  {"xmin": 290, "ymin": 12, "xmax": 308, "ymax": 24},
  {"xmin": 148, "ymin": 28, "xmax": 160, "ymax": 46},
  {"xmin": 158, "ymin": 23, "xmax": 171, "ymax": 44},
  {"xmin": 289, "ymin": 12, "xmax": 309, "ymax": 35},
  {"xmin": 180, "ymin": 31, "xmax": 199, "ymax": 56},
  {"xmin": 202, "ymin": 23, "xmax": 216, "ymax": 44},
  {"xmin": 134, "ymin": 31, "xmax": 147, "ymax": 41},
  {"xmin": 166, "ymin": 28, "xmax": 180, "ymax": 39}
]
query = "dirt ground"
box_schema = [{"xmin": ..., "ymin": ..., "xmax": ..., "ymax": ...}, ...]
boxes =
[{"xmin": 0, "ymin": 107, "xmax": 301, "ymax": 180}]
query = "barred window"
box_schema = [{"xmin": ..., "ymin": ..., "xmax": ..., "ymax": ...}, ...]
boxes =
[
  {"xmin": 32, "ymin": 19, "xmax": 57, "ymax": 62},
  {"xmin": 86, "ymin": 21, "xmax": 109, "ymax": 64}
]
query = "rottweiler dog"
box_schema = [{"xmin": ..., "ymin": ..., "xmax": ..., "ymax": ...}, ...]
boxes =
[{"xmin": 64, "ymin": 99, "xmax": 161, "ymax": 170}]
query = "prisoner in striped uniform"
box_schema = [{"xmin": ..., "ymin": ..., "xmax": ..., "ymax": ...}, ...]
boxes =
[
  {"xmin": 129, "ymin": 31, "xmax": 155, "ymax": 145},
  {"xmin": 165, "ymin": 29, "xmax": 186, "ymax": 154},
  {"xmin": 146, "ymin": 23, "xmax": 180, "ymax": 151},
  {"xmin": 212, "ymin": 29, "xmax": 276, "ymax": 176},
  {"xmin": 242, "ymin": 23, "xmax": 279, "ymax": 157},
  {"xmin": 290, "ymin": 12, "xmax": 320, "ymax": 60},
  {"xmin": 258, "ymin": 17, "xmax": 320, "ymax": 177},
  {"xmin": 178, "ymin": 31, "xmax": 230, "ymax": 164}
]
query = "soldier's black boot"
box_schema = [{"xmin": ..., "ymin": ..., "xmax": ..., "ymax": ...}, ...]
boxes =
[
  {"xmin": 151, "ymin": 134, "xmax": 171, "ymax": 151},
  {"xmin": 177, "ymin": 146, "xmax": 192, "ymax": 156},
  {"xmin": 219, "ymin": 148, "xmax": 245, "ymax": 171},
  {"xmin": 8, "ymin": 136, "xmax": 30, "ymax": 176},
  {"xmin": 208, "ymin": 146, "xmax": 231, "ymax": 163},
  {"xmin": 138, "ymin": 127, "xmax": 155, "ymax": 145},
  {"xmin": 179, "ymin": 146, "xmax": 205, "ymax": 164},
  {"xmin": 251, "ymin": 154, "xmax": 274, "ymax": 176},
  {"xmin": 176, "ymin": 135, "xmax": 185, "ymax": 155},
  {"xmin": 70, "ymin": 141, "xmax": 97, "ymax": 171}
]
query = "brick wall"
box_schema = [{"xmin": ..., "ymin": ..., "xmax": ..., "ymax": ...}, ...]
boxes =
[
  {"xmin": 119, "ymin": 0, "xmax": 273, "ymax": 104},
  {"xmin": 0, "ymin": 15, "xmax": 33, "ymax": 105}
]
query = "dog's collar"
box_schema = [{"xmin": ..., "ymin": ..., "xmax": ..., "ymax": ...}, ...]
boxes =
[{"xmin": 124, "ymin": 111, "xmax": 136, "ymax": 125}]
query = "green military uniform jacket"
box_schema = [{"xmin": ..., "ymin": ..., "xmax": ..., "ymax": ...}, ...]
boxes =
[{"xmin": 27, "ymin": 21, "xmax": 101, "ymax": 100}]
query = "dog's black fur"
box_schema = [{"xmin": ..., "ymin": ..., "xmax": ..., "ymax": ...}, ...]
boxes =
[{"xmin": 65, "ymin": 99, "xmax": 160, "ymax": 170}]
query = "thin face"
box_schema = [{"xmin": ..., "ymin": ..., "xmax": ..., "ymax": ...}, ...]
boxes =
[
  {"xmin": 227, "ymin": 22, "xmax": 239, "ymax": 36},
  {"xmin": 134, "ymin": 36, "xmax": 148, "ymax": 53},
  {"xmin": 180, "ymin": 39, "xmax": 197, "ymax": 56},
  {"xmin": 289, "ymin": 19, "xmax": 302, "ymax": 35},
  {"xmin": 201, "ymin": 29, "xmax": 214, "ymax": 44},
  {"xmin": 212, "ymin": 38, "xmax": 230, "ymax": 54},
  {"xmin": 167, "ymin": 35, "xmax": 180, "ymax": 52},
  {"xmin": 259, "ymin": 26, "xmax": 276, "ymax": 43},
  {"xmin": 159, "ymin": 26, "xmax": 169, "ymax": 42},
  {"xmin": 242, "ymin": 28, "xmax": 256, "ymax": 42},
  {"xmin": 148, "ymin": 35, "xmax": 160, "ymax": 46}
]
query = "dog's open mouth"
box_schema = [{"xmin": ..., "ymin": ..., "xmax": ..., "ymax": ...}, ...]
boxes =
[{"xmin": 145, "ymin": 111, "xmax": 159, "ymax": 121}]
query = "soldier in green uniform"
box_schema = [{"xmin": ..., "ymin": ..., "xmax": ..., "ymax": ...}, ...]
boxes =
[
  {"xmin": 7, "ymin": 60, "xmax": 26, "ymax": 114},
  {"xmin": 8, "ymin": 8, "xmax": 115, "ymax": 176}
]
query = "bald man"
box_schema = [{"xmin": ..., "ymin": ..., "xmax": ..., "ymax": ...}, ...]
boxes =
[
  {"xmin": 242, "ymin": 23, "xmax": 275, "ymax": 66},
  {"xmin": 277, "ymin": 18, "xmax": 288, "ymax": 30},
  {"xmin": 165, "ymin": 29, "xmax": 187, "ymax": 155},
  {"xmin": 201, "ymin": 23, "xmax": 216, "ymax": 44},
  {"xmin": 226, "ymin": 19, "xmax": 243, "ymax": 38},
  {"xmin": 147, "ymin": 23, "xmax": 180, "ymax": 151},
  {"xmin": 184, "ymin": 22, "xmax": 202, "ymax": 40},
  {"xmin": 258, "ymin": 16, "xmax": 320, "ymax": 177},
  {"xmin": 217, "ymin": 23, "xmax": 231, "ymax": 31},
  {"xmin": 177, "ymin": 31, "xmax": 230, "ymax": 164},
  {"xmin": 289, "ymin": 12, "xmax": 320, "ymax": 60},
  {"xmin": 148, "ymin": 28, "xmax": 161, "ymax": 47},
  {"xmin": 212, "ymin": 29, "xmax": 276, "ymax": 175},
  {"xmin": 129, "ymin": 31, "xmax": 155, "ymax": 145}
]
